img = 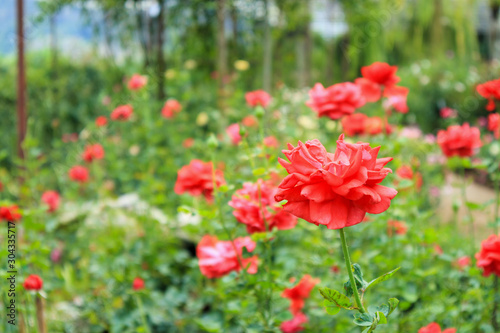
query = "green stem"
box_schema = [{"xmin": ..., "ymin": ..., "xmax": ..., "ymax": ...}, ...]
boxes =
[
  {"xmin": 494, "ymin": 276, "xmax": 499, "ymax": 331},
  {"xmin": 257, "ymin": 183, "xmax": 273, "ymax": 327},
  {"xmin": 339, "ymin": 228, "xmax": 366, "ymax": 313},
  {"xmin": 210, "ymin": 153, "xmax": 246, "ymax": 278},
  {"xmin": 135, "ymin": 294, "xmax": 151, "ymax": 333}
]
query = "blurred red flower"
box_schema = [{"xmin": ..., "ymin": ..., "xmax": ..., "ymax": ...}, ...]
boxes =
[
  {"xmin": 341, "ymin": 113, "xmax": 369, "ymax": 136},
  {"xmin": 280, "ymin": 312, "xmax": 308, "ymax": 333},
  {"xmin": 440, "ymin": 107, "xmax": 457, "ymax": 119},
  {"xmin": 41, "ymin": 191, "xmax": 60, "ymax": 213},
  {"xmin": 23, "ymin": 274, "xmax": 43, "ymax": 291},
  {"xmin": 245, "ymin": 90, "xmax": 271, "ymax": 108},
  {"xmin": 383, "ymin": 86, "xmax": 409, "ymax": 114},
  {"xmin": 161, "ymin": 99, "xmax": 182, "ymax": 119},
  {"xmin": 196, "ymin": 235, "xmax": 258, "ymax": 278},
  {"xmin": 0, "ymin": 205, "xmax": 22, "ymax": 222},
  {"xmin": 306, "ymin": 83, "xmax": 365, "ymax": 120},
  {"xmin": 437, "ymin": 123, "xmax": 482, "ymax": 158},
  {"xmin": 95, "ymin": 116, "xmax": 108, "ymax": 127},
  {"xmin": 455, "ymin": 256, "xmax": 471, "ymax": 269},
  {"xmin": 242, "ymin": 115, "xmax": 258, "ymax": 127},
  {"xmin": 229, "ymin": 179, "xmax": 297, "ymax": 234},
  {"xmin": 69, "ymin": 165, "xmax": 89, "ymax": 183},
  {"xmin": 488, "ymin": 113, "xmax": 500, "ymax": 139},
  {"xmin": 418, "ymin": 322, "xmax": 456, "ymax": 333},
  {"xmin": 132, "ymin": 277, "xmax": 145, "ymax": 290},
  {"xmin": 364, "ymin": 116, "xmax": 392, "ymax": 135},
  {"xmin": 263, "ymin": 136, "xmax": 279, "ymax": 148},
  {"xmin": 111, "ymin": 105, "xmax": 133, "ymax": 121},
  {"xmin": 174, "ymin": 160, "xmax": 225, "ymax": 202},
  {"xmin": 477, "ymin": 79, "xmax": 500, "ymax": 111},
  {"xmin": 361, "ymin": 62, "xmax": 400, "ymax": 88},
  {"xmin": 282, "ymin": 275, "xmax": 320, "ymax": 314},
  {"xmin": 355, "ymin": 78, "xmax": 381, "ymax": 102},
  {"xmin": 127, "ymin": 74, "xmax": 147, "ymax": 91},
  {"xmin": 387, "ymin": 220, "xmax": 407, "ymax": 236},
  {"xmin": 62, "ymin": 133, "xmax": 78, "ymax": 143},
  {"xmin": 182, "ymin": 138, "xmax": 195, "ymax": 148},
  {"xmin": 226, "ymin": 123, "xmax": 242, "ymax": 145},
  {"xmin": 82, "ymin": 144, "xmax": 105, "ymax": 163},
  {"xmin": 275, "ymin": 135, "xmax": 397, "ymax": 229},
  {"xmin": 476, "ymin": 234, "xmax": 500, "ymax": 277}
]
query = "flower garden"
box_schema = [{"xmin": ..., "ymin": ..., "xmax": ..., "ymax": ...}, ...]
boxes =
[{"xmin": 3, "ymin": 1, "xmax": 500, "ymax": 333}]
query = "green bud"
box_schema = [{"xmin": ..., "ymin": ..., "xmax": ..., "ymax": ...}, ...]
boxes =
[
  {"xmin": 207, "ymin": 134, "xmax": 219, "ymax": 149},
  {"xmin": 255, "ymin": 106, "xmax": 265, "ymax": 119},
  {"xmin": 239, "ymin": 125, "xmax": 247, "ymax": 137}
]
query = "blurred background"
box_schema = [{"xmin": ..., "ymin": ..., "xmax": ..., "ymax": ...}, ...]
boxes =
[{"xmin": 2, "ymin": 0, "xmax": 500, "ymax": 168}]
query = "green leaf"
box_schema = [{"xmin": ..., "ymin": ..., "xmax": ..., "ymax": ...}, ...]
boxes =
[
  {"xmin": 388, "ymin": 298, "xmax": 399, "ymax": 316},
  {"xmin": 344, "ymin": 264, "xmax": 368, "ymax": 297},
  {"xmin": 323, "ymin": 300, "xmax": 341, "ymax": 315},
  {"xmin": 353, "ymin": 313, "xmax": 374, "ymax": 326},
  {"xmin": 376, "ymin": 311, "xmax": 387, "ymax": 324},
  {"xmin": 318, "ymin": 287, "xmax": 353, "ymax": 309},
  {"xmin": 365, "ymin": 267, "xmax": 400, "ymax": 291}
]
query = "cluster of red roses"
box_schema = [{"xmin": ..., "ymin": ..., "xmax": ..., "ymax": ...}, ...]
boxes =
[
  {"xmin": 306, "ymin": 62, "xmax": 409, "ymax": 137},
  {"xmin": 477, "ymin": 78, "xmax": 500, "ymax": 139}
]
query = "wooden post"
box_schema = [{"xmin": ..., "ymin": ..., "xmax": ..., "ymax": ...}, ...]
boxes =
[{"xmin": 17, "ymin": 0, "xmax": 27, "ymax": 161}]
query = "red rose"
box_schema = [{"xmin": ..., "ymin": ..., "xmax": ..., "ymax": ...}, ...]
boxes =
[
  {"xmin": 280, "ymin": 312, "xmax": 308, "ymax": 333},
  {"xmin": 387, "ymin": 220, "xmax": 407, "ymax": 236},
  {"xmin": 364, "ymin": 116, "xmax": 392, "ymax": 135},
  {"xmin": 161, "ymin": 99, "xmax": 182, "ymax": 119},
  {"xmin": 476, "ymin": 234, "xmax": 500, "ymax": 277},
  {"xmin": 488, "ymin": 113, "xmax": 500, "ymax": 139},
  {"xmin": 95, "ymin": 116, "xmax": 108, "ymax": 127},
  {"xmin": 226, "ymin": 123, "xmax": 242, "ymax": 145},
  {"xmin": 361, "ymin": 62, "xmax": 400, "ymax": 88},
  {"xmin": 23, "ymin": 274, "xmax": 43, "ymax": 291},
  {"xmin": 127, "ymin": 74, "xmax": 147, "ymax": 91},
  {"xmin": 341, "ymin": 114, "xmax": 369, "ymax": 136},
  {"xmin": 419, "ymin": 322, "xmax": 456, "ymax": 333},
  {"xmin": 282, "ymin": 275, "xmax": 320, "ymax": 314},
  {"xmin": 174, "ymin": 160, "xmax": 225, "ymax": 202},
  {"xmin": 69, "ymin": 165, "xmax": 89, "ymax": 183},
  {"xmin": 111, "ymin": 105, "xmax": 133, "ymax": 121},
  {"xmin": 182, "ymin": 138, "xmax": 195, "ymax": 148},
  {"xmin": 0, "ymin": 205, "xmax": 22, "ymax": 222},
  {"xmin": 455, "ymin": 256, "xmax": 471, "ymax": 269},
  {"xmin": 82, "ymin": 144, "xmax": 105, "ymax": 163},
  {"xmin": 275, "ymin": 135, "xmax": 397, "ymax": 229},
  {"xmin": 245, "ymin": 90, "xmax": 271, "ymax": 108},
  {"xmin": 196, "ymin": 235, "xmax": 258, "ymax": 278},
  {"xmin": 263, "ymin": 136, "xmax": 279, "ymax": 148},
  {"xmin": 132, "ymin": 277, "xmax": 145, "ymax": 290},
  {"xmin": 41, "ymin": 191, "xmax": 60, "ymax": 213},
  {"xmin": 306, "ymin": 83, "xmax": 365, "ymax": 120},
  {"xmin": 229, "ymin": 179, "xmax": 297, "ymax": 234},
  {"xmin": 355, "ymin": 78, "xmax": 381, "ymax": 102},
  {"xmin": 396, "ymin": 165, "xmax": 413, "ymax": 180},
  {"xmin": 440, "ymin": 107, "xmax": 457, "ymax": 119},
  {"xmin": 242, "ymin": 115, "xmax": 258, "ymax": 127},
  {"xmin": 437, "ymin": 123, "xmax": 482, "ymax": 158},
  {"xmin": 383, "ymin": 86, "xmax": 409, "ymax": 114},
  {"xmin": 477, "ymin": 79, "xmax": 500, "ymax": 111}
]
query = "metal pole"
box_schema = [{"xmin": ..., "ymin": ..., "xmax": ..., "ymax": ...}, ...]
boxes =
[{"xmin": 17, "ymin": 0, "xmax": 26, "ymax": 160}]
